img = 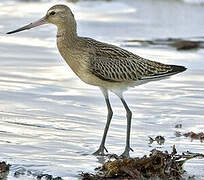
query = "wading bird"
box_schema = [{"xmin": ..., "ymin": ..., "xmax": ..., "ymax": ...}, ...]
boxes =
[{"xmin": 7, "ymin": 5, "xmax": 186, "ymax": 158}]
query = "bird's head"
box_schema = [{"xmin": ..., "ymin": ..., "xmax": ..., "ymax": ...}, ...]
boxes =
[
  {"xmin": 46, "ymin": 5, "xmax": 75, "ymax": 26},
  {"xmin": 7, "ymin": 4, "xmax": 75, "ymax": 34}
]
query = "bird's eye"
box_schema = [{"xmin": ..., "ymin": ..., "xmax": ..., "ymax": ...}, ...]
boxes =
[{"xmin": 50, "ymin": 11, "xmax": 56, "ymax": 16}]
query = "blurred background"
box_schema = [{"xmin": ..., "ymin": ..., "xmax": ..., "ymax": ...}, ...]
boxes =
[{"xmin": 0, "ymin": 0, "xmax": 204, "ymax": 179}]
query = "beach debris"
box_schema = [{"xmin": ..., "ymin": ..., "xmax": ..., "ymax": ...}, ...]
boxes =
[
  {"xmin": 0, "ymin": 161, "xmax": 10, "ymax": 173},
  {"xmin": 122, "ymin": 38, "xmax": 204, "ymax": 50},
  {"xmin": 13, "ymin": 167, "xmax": 63, "ymax": 180},
  {"xmin": 80, "ymin": 145, "xmax": 204, "ymax": 180},
  {"xmin": 149, "ymin": 135, "xmax": 165, "ymax": 145},
  {"xmin": 183, "ymin": 131, "xmax": 204, "ymax": 142},
  {"xmin": 0, "ymin": 161, "xmax": 10, "ymax": 179},
  {"xmin": 14, "ymin": 167, "xmax": 26, "ymax": 177},
  {"xmin": 171, "ymin": 40, "xmax": 200, "ymax": 50},
  {"xmin": 37, "ymin": 174, "xmax": 63, "ymax": 180},
  {"xmin": 175, "ymin": 131, "xmax": 182, "ymax": 137},
  {"xmin": 175, "ymin": 124, "xmax": 182, "ymax": 128},
  {"xmin": 187, "ymin": 175, "xmax": 196, "ymax": 179}
]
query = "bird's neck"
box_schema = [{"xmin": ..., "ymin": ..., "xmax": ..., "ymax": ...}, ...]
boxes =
[
  {"xmin": 56, "ymin": 24, "xmax": 79, "ymax": 62},
  {"xmin": 57, "ymin": 23, "xmax": 78, "ymax": 45},
  {"xmin": 56, "ymin": 25, "xmax": 84, "ymax": 81}
]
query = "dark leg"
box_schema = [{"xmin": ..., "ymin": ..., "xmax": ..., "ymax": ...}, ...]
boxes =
[
  {"xmin": 120, "ymin": 97, "xmax": 133, "ymax": 158},
  {"xmin": 93, "ymin": 88, "xmax": 113, "ymax": 156}
]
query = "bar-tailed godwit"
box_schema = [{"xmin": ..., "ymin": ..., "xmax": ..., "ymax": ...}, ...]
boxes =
[{"xmin": 7, "ymin": 5, "xmax": 186, "ymax": 157}]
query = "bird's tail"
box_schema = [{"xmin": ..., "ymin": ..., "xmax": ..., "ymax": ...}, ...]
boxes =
[
  {"xmin": 141, "ymin": 64, "xmax": 187, "ymax": 81},
  {"xmin": 169, "ymin": 64, "xmax": 187, "ymax": 74}
]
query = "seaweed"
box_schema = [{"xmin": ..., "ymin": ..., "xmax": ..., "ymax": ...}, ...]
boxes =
[
  {"xmin": 80, "ymin": 146, "xmax": 204, "ymax": 180},
  {"xmin": 13, "ymin": 166, "xmax": 63, "ymax": 179},
  {"xmin": 183, "ymin": 132, "xmax": 204, "ymax": 142},
  {"xmin": 0, "ymin": 161, "xmax": 10, "ymax": 180},
  {"xmin": 149, "ymin": 136, "xmax": 165, "ymax": 145},
  {"xmin": 122, "ymin": 38, "xmax": 204, "ymax": 51}
]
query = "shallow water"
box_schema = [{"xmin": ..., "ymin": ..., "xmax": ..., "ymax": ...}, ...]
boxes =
[{"xmin": 0, "ymin": 0, "xmax": 204, "ymax": 179}]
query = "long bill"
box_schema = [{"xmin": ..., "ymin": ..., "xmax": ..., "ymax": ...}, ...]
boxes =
[{"xmin": 7, "ymin": 16, "xmax": 47, "ymax": 34}]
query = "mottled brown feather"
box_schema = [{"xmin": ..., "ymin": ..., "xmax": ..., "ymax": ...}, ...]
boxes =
[{"xmin": 82, "ymin": 37, "xmax": 184, "ymax": 82}]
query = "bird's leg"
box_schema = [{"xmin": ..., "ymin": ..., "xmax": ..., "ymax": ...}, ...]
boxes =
[
  {"xmin": 93, "ymin": 89, "xmax": 113, "ymax": 156},
  {"xmin": 120, "ymin": 97, "xmax": 133, "ymax": 158}
]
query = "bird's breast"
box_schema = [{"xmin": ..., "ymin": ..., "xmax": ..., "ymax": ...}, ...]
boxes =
[
  {"xmin": 57, "ymin": 40, "xmax": 92, "ymax": 83},
  {"xmin": 56, "ymin": 39, "xmax": 124, "ymax": 88}
]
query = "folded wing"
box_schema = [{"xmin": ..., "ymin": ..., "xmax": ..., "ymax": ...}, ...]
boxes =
[{"xmin": 89, "ymin": 54, "xmax": 185, "ymax": 82}]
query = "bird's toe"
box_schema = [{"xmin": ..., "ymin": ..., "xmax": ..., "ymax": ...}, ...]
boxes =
[
  {"xmin": 120, "ymin": 147, "xmax": 134, "ymax": 158},
  {"xmin": 120, "ymin": 151, "xmax": 130, "ymax": 158},
  {"xmin": 92, "ymin": 146, "xmax": 108, "ymax": 156}
]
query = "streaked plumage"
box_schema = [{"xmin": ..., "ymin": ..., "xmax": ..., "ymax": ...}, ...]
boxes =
[
  {"xmin": 7, "ymin": 4, "xmax": 186, "ymax": 158},
  {"xmin": 87, "ymin": 39, "xmax": 182, "ymax": 82}
]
